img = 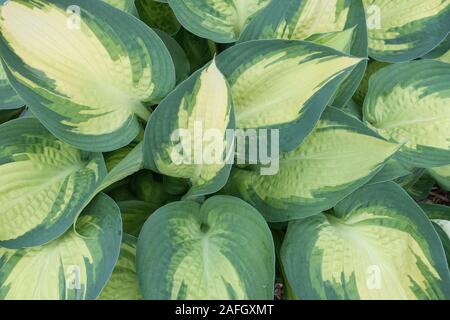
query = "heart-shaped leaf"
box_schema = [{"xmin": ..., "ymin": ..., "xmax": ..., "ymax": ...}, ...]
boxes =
[
  {"xmin": 0, "ymin": 0, "xmax": 175, "ymax": 152},
  {"xmin": 282, "ymin": 182, "xmax": 450, "ymax": 300},
  {"xmin": 136, "ymin": 196, "xmax": 275, "ymax": 299},
  {"xmin": 0, "ymin": 193, "xmax": 122, "ymax": 300},
  {"xmin": 225, "ymin": 107, "xmax": 399, "ymax": 222}
]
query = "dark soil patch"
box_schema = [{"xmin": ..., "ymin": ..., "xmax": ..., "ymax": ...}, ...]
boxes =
[{"xmin": 424, "ymin": 186, "xmax": 450, "ymax": 206}]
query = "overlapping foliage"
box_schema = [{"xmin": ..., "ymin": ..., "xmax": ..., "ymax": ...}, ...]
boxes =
[{"xmin": 0, "ymin": 0, "xmax": 449, "ymax": 300}]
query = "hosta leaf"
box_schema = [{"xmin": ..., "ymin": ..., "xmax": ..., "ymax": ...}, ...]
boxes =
[
  {"xmin": 239, "ymin": 0, "xmax": 369, "ymax": 107},
  {"xmin": 215, "ymin": 40, "xmax": 364, "ymax": 152},
  {"xmin": 428, "ymin": 164, "xmax": 450, "ymax": 191},
  {"xmin": 225, "ymin": 107, "xmax": 399, "ymax": 222},
  {"xmin": 421, "ymin": 204, "xmax": 450, "ymax": 268},
  {"xmin": 363, "ymin": 0, "xmax": 450, "ymax": 62},
  {"xmin": 0, "ymin": 61, "xmax": 23, "ymax": 110},
  {"xmin": 118, "ymin": 201, "xmax": 157, "ymax": 237},
  {"xmin": 0, "ymin": 118, "xmax": 106, "ymax": 248},
  {"xmin": 0, "ymin": 0, "xmax": 175, "ymax": 152},
  {"xmin": 98, "ymin": 234, "xmax": 142, "ymax": 300},
  {"xmin": 136, "ymin": 0, "xmax": 180, "ymax": 35},
  {"xmin": 0, "ymin": 193, "xmax": 122, "ymax": 300},
  {"xmin": 136, "ymin": 196, "xmax": 275, "ymax": 300},
  {"xmin": 282, "ymin": 182, "xmax": 450, "ymax": 300},
  {"xmin": 363, "ymin": 60, "xmax": 450, "ymax": 168},
  {"xmin": 102, "ymin": 0, "xmax": 138, "ymax": 15},
  {"xmin": 144, "ymin": 60, "xmax": 234, "ymax": 198},
  {"xmin": 168, "ymin": 0, "xmax": 271, "ymax": 43},
  {"xmin": 423, "ymin": 34, "xmax": 450, "ymax": 63}
]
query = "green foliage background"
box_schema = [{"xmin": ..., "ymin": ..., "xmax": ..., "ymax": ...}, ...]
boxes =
[{"xmin": 0, "ymin": 0, "xmax": 449, "ymax": 300}]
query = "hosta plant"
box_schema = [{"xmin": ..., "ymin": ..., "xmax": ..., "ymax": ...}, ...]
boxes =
[{"xmin": 0, "ymin": 0, "xmax": 449, "ymax": 301}]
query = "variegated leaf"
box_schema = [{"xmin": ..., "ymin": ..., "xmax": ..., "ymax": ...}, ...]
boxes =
[
  {"xmin": 136, "ymin": 196, "xmax": 275, "ymax": 299},
  {"xmin": 0, "ymin": 117, "xmax": 106, "ymax": 248},
  {"xmin": 215, "ymin": 40, "xmax": 364, "ymax": 152},
  {"xmin": 0, "ymin": 0, "xmax": 175, "ymax": 152},
  {"xmin": 282, "ymin": 182, "xmax": 450, "ymax": 300},
  {"xmin": 0, "ymin": 193, "xmax": 122, "ymax": 300}
]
